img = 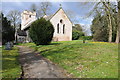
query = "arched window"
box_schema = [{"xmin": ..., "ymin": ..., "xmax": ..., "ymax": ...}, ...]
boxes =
[
  {"xmin": 60, "ymin": 19, "xmax": 63, "ymax": 23},
  {"xmin": 57, "ymin": 23, "xmax": 59, "ymax": 33},
  {"xmin": 63, "ymin": 24, "xmax": 65, "ymax": 34}
]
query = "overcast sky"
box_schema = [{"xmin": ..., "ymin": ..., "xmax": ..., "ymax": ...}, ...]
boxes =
[{"xmin": 2, "ymin": 1, "xmax": 95, "ymax": 35}]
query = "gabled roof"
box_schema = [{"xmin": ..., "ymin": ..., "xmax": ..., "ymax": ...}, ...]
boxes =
[
  {"xmin": 49, "ymin": 7, "xmax": 73, "ymax": 25},
  {"xmin": 43, "ymin": 7, "xmax": 73, "ymax": 25}
]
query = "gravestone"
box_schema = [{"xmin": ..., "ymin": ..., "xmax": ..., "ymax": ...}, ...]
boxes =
[
  {"xmin": 10, "ymin": 42, "xmax": 13, "ymax": 47},
  {"xmin": 5, "ymin": 42, "xmax": 12, "ymax": 50}
]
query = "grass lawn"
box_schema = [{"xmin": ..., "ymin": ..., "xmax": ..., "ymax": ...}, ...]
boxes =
[
  {"xmin": 2, "ymin": 46, "xmax": 22, "ymax": 79},
  {"xmin": 20, "ymin": 40, "xmax": 118, "ymax": 78}
]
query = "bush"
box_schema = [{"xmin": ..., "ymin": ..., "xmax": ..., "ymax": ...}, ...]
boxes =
[
  {"xmin": 72, "ymin": 30, "xmax": 84, "ymax": 40},
  {"xmin": 29, "ymin": 18, "xmax": 54, "ymax": 45}
]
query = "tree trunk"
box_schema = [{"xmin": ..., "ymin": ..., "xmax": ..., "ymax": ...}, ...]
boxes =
[
  {"xmin": 115, "ymin": 1, "xmax": 120, "ymax": 43},
  {"xmin": 102, "ymin": 2, "xmax": 113, "ymax": 42},
  {"xmin": 108, "ymin": 13, "xmax": 112, "ymax": 42},
  {"xmin": 115, "ymin": 27, "xmax": 120, "ymax": 43}
]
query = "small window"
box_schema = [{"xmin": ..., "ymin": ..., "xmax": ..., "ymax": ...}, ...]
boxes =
[
  {"xmin": 60, "ymin": 19, "xmax": 63, "ymax": 23},
  {"xmin": 63, "ymin": 24, "xmax": 65, "ymax": 34},
  {"xmin": 29, "ymin": 15, "xmax": 31, "ymax": 18},
  {"xmin": 57, "ymin": 24, "xmax": 59, "ymax": 33}
]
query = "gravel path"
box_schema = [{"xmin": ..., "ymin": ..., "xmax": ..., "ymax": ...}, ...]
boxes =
[{"xmin": 17, "ymin": 46, "xmax": 68, "ymax": 78}]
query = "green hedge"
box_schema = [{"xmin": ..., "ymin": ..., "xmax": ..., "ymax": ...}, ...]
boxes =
[
  {"xmin": 29, "ymin": 18, "xmax": 54, "ymax": 45},
  {"xmin": 72, "ymin": 30, "xmax": 84, "ymax": 40}
]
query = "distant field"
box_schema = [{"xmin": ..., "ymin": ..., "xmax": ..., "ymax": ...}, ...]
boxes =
[
  {"xmin": 2, "ymin": 47, "xmax": 21, "ymax": 79},
  {"xmin": 19, "ymin": 40, "xmax": 118, "ymax": 78}
]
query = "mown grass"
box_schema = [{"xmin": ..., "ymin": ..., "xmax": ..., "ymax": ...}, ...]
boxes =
[
  {"xmin": 2, "ymin": 46, "xmax": 21, "ymax": 79},
  {"xmin": 20, "ymin": 40, "xmax": 118, "ymax": 78}
]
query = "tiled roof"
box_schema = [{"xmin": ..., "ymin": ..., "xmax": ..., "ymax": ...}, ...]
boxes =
[{"xmin": 17, "ymin": 29, "xmax": 27, "ymax": 36}]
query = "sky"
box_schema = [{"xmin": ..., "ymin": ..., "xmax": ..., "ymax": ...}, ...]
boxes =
[{"xmin": 1, "ymin": 1, "xmax": 95, "ymax": 36}]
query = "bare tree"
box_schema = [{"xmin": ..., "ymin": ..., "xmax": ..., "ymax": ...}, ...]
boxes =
[
  {"xmin": 7, "ymin": 10, "xmax": 20, "ymax": 42},
  {"xmin": 7, "ymin": 10, "xmax": 20, "ymax": 28},
  {"xmin": 29, "ymin": 2, "xmax": 52, "ymax": 18},
  {"xmin": 115, "ymin": 1, "xmax": 120, "ymax": 43},
  {"xmin": 65, "ymin": 9, "xmax": 79, "ymax": 24},
  {"xmin": 38, "ymin": 2, "xmax": 52, "ymax": 16},
  {"xmin": 30, "ymin": 3, "xmax": 37, "ymax": 12}
]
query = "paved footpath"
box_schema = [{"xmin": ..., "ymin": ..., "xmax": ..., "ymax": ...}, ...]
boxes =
[{"xmin": 17, "ymin": 46, "xmax": 68, "ymax": 78}]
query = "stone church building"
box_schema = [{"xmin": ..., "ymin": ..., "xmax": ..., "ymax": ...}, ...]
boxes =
[{"xmin": 18, "ymin": 7, "xmax": 72, "ymax": 42}]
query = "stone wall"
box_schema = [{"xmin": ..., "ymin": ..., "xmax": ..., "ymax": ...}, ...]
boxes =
[{"xmin": 50, "ymin": 8, "xmax": 72, "ymax": 41}]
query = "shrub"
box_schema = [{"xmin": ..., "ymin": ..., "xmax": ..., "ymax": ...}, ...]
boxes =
[
  {"xmin": 72, "ymin": 30, "xmax": 84, "ymax": 40},
  {"xmin": 29, "ymin": 18, "xmax": 54, "ymax": 45}
]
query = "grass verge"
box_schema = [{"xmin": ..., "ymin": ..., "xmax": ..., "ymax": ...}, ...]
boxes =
[{"xmin": 2, "ymin": 46, "xmax": 21, "ymax": 80}]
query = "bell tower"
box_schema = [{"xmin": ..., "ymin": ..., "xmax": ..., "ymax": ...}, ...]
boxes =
[{"xmin": 21, "ymin": 10, "xmax": 36, "ymax": 30}]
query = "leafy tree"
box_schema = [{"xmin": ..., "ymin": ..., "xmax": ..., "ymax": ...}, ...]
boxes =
[
  {"xmin": 72, "ymin": 30, "xmax": 80, "ymax": 40},
  {"xmin": 90, "ymin": 2, "xmax": 118, "ymax": 42},
  {"xmin": 73, "ymin": 24, "xmax": 83, "ymax": 31},
  {"xmin": 2, "ymin": 13, "xmax": 15, "ymax": 44},
  {"xmin": 72, "ymin": 30, "xmax": 84, "ymax": 40},
  {"xmin": 29, "ymin": 18, "xmax": 54, "ymax": 45},
  {"xmin": 81, "ymin": 2, "xmax": 117, "ymax": 42},
  {"xmin": 91, "ymin": 14, "xmax": 109, "ymax": 42},
  {"xmin": 72, "ymin": 24, "xmax": 85, "ymax": 40}
]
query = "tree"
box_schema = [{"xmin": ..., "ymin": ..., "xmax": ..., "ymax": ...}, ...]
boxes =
[
  {"xmin": 65, "ymin": 9, "xmax": 79, "ymax": 23},
  {"xmin": 115, "ymin": 1, "xmax": 120, "ymax": 43},
  {"xmin": 91, "ymin": 14, "xmax": 109, "ymax": 42},
  {"xmin": 102, "ymin": 2, "xmax": 113, "ymax": 42},
  {"xmin": 2, "ymin": 13, "xmax": 15, "ymax": 44},
  {"xmin": 72, "ymin": 24, "xmax": 85, "ymax": 40},
  {"xmin": 73, "ymin": 24, "xmax": 83, "ymax": 31},
  {"xmin": 29, "ymin": 2, "xmax": 52, "ymax": 18},
  {"xmin": 72, "ymin": 30, "xmax": 81, "ymax": 40},
  {"xmin": 81, "ymin": 1, "xmax": 116, "ymax": 42},
  {"xmin": 0, "ymin": 12, "xmax": 2, "ymax": 42},
  {"xmin": 38, "ymin": 2, "xmax": 52, "ymax": 16},
  {"xmin": 29, "ymin": 18, "xmax": 54, "ymax": 45},
  {"xmin": 7, "ymin": 10, "xmax": 20, "ymax": 42},
  {"xmin": 7, "ymin": 10, "xmax": 20, "ymax": 27}
]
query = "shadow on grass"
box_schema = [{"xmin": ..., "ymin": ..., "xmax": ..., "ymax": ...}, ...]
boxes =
[
  {"xmin": 50, "ymin": 43, "xmax": 62, "ymax": 45},
  {"xmin": 32, "ymin": 43, "xmax": 62, "ymax": 48},
  {"xmin": 18, "ymin": 42, "xmax": 93, "ymax": 67},
  {"xmin": 18, "ymin": 44, "xmax": 70, "ymax": 66}
]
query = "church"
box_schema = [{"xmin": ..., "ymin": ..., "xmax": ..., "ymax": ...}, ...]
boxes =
[{"xmin": 17, "ymin": 7, "xmax": 73, "ymax": 42}]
